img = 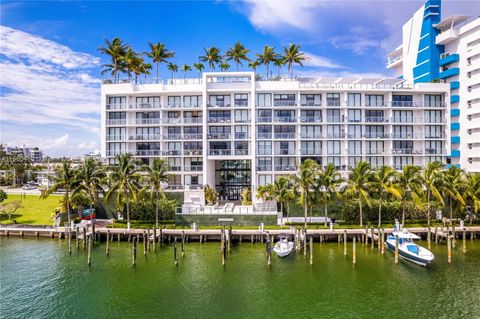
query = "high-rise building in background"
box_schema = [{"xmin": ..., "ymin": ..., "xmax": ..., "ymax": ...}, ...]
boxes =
[{"xmin": 387, "ymin": 0, "xmax": 480, "ymax": 171}]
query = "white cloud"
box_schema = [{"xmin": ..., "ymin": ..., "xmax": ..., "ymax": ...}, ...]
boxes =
[{"xmin": 304, "ymin": 52, "xmax": 343, "ymax": 69}]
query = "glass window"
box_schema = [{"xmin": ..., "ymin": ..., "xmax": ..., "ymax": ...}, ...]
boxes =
[
  {"xmin": 347, "ymin": 93, "xmax": 361, "ymax": 107},
  {"xmin": 327, "ymin": 93, "xmax": 340, "ymax": 106},
  {"xmin": 365, "ymin": 95, "xmax": 384, "ymax": 107},
  {"xmin": 424, "ymin": 94, "xmax": 443, "ymax": 107},
  {"xmin": 183, "ymin": 95, "xmax": 202, "ymax": 107},
  {"xmin": 257, "ymin": 93, "xmax": 271, "ymax": 107},
  {"xmin": 300, "ymin": 94, "xmax": 321, "ymax": 106},
  {"xmin": 327, "ymin": 141, "xmax": 341, "ymax": 154},
  {"xmin": 273, "ymin": 94, "xmax": 296, "ymax": 106}
]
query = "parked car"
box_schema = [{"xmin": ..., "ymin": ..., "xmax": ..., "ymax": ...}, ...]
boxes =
[{"xmin": 22, "ymin": 184, "xmax": 37, "ymax": 190}]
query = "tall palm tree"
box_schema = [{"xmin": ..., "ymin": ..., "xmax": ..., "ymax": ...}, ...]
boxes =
[
  {"xmin": 225, "ymin": 42, "xmax": 250, "ymax": 71},
  {"xmin": 316, "ymin": 163, "xmax": 342, "ymax": 227},
  {"xmin": 105, "ymin": 154, "xmax": 142, "ymax": 228},
  {"xmin": 256, "ymin": 45, "xmax": 278, "ymax": 79},
  {"xmin": 40, "ymin": 160, "xmax": 78, "ymax": 227},
  {"xmin": 256, "ymin": 184, "xmax": 273, "ymax": 203},
  {"xmin": 270, "ymin": 176, "xmax": 292, "ymax": 219},
  {"xmin": 343, "ymin": 161, "xmax": 373, "ymax": 227},
  {"xmin": 140, "ymin": 62, "xmax": 152, "ymax": 79},
  {"xmin": 193, "ymin": 62, "xmax": 205, "ymax": 77},
  {"xmin": 396, "ymin": 165, "xmax": 422, "ymax": 226},
  {"xmin": 131, "ymin": 55, "xmax": 147, "ymax": 84},
  {"xmin": 219, "ymin": 62, "xmax": 230, "ymax": 72},
  {"xmin": 369, "ymin": 166, "xmax": 401, "ymax": 228},
  {"xmin": 167, "ymin": 62, "xmax": 178, "ymax": 81},
  {"xmin": 144, "ymin": 159, "xmax": 170, "ymax": 227},
  {"xmin": 442, "ymin": 166, "xmax": 466, "ymax": 225},
  {"xmin": 145, "ymin": 42, "xmax": 175, "ymax": 83},
  {"xmin": 181, "ymin": 64, "xmax": 192, "ymax": 81},
  {"xmin": 273, "ymin": 57, "xmax": 286, "ymax": 77},
  {"xmin": 282, "ymin": 44, "xmax": 309, "ymax": 79},
  {"xmin": 291, "ymin": 159, "xmax": 319, "ymax": 229},
  {"xmin": 98, "ymin": 37, "xmax": 129, "ymax": 82},
  {"xmin": 120, "ymin": 48, "xmax": 142, "ymax": 82},
  {"xmin": 248, "ymin": 60, "xmax": 260, "ymax": 71},
  {"xmin": 421, "ymin": 161, "xmax": 445, "ymax": 226},
  {"xmin": 199, "ymin": 47, "xmax": 222, "ymax": 71},
  {"xmin": 73, "ymin": 158, "xmax": 106, "ymax": 212},
  {"xmin": 465, "ymin": 172, "xmax": 480, "ymax": 224}
]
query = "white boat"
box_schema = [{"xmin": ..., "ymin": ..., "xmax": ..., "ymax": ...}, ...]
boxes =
[
  {"xmin": 273, "ymin": 237, "xmax": 294, "ymax": 257},
  {"xmin": 385, "ymin": 230, "xmax": 434, "ymax": 267}
]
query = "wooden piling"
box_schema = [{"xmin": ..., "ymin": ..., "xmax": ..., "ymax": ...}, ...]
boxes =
[
  {"xmin": 106, "ymin": 230, "xmax": 110, "ymax": 256},
  {"xmin": 365, "ymin": 227, "xmax": 368, "ymax": 245},
  {"xmin": 353, "ymin": 236, "xmax": 356, "ymax": 264},
  {"xmin": 142, "ymin": 231, "xmax": 147, "ymax": 256},
  {"xmin": 452, "ymin": 226, "xmax": 456, "ymax": 248},
  {"xmin": 227, "ymin": 231, "xmax": 231, "ymax": 253},
  {"xmin": 83, "ymin": 227, "xmax": 86, "ymax": 249},
  {"xmin": 181, "ymin": 231, "xmax": 185, "ymax": 257},
  {"xmin": 309, "ymin": 236, "xmax": 313, "ymax": 265},
  {"xmin": 435, "ymin": 226, "xmax": 438, "ymax": 243},
  {"xmin": 159, "ymin": 228, "xmax": 163, "ymax": 246},
  {"xmin": 147, "ymin": 229, "xmax": 151, "ymax": 251},
  {"xmin": 153, "ymin": 228, "xmax": 156, "ymax": 251},
  {"xmin": 447, "ymin": 235, "xmax": 452, "ymax": 263},
  {"xmin": 463, "ymin": 228, "xmax": 466, "ymax": 254},
  {"xmin": 343, "ymin": 230, "xmax": 347, "ymax": 256},
  {"xmin": 221, "ymin": 231, "xmax": 226, "ymax": 267},
  {"xmin": 174, "ymin": 237, "xmax": 178, "ymax": 267},
  {"xmin": 377, "ymin": 228, "xmax": 381, "ymax": 250},
  {"xmin": 266, "ymin": 235, "xmax": 272, "ymax": 266},
  {"xmin": 132, "ymin": 236, "xmax": 137, "ymax": 267},
  {"xmin": 303, "ymin": 230, "xmax": 307, "ymax": 256},
  {"xmin": 76, "ymin": 228, "xmax": 79, "ymax": 248},
  {"xmin": 381, "ymin": 228, "xmax": 385, "ymax": 255},
  {"xmin": 68, "ymin": 228, "xmax": 72, "ymax": 255},
  {"xmin": 371, "ymin": 228, "xmax": 374, "ymax": 250},
  {"xmin": 87, "ymin": 236, "xmax": 92, "ymax": 266},
  {"xmin": 427, "ymin": 227, "xmax": 431, "ymax": 250},
  {"xmin": 394, "ymin": 235, "xmax": 399, "ymax": 264},
  {"xmin": 92, "ymin": 223, "xmax": 95, "ymax": 243}
]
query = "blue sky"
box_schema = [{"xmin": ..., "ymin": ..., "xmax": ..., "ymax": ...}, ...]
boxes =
[{"xmin": 1, "ymin": 0, "xmax": 478, "ymax": 156}]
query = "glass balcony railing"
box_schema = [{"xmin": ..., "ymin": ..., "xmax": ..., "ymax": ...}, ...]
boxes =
[
  {"xmin": 130, "ymin": 102, "xmax": 161, "ymax": 109},
  {"xmin": 273, "ymin": 101, "xmax": 296, "ymax": 107},
  {"xmin": 106, "ymin": 135, "xmax": 126, "ymax": 141},
  {"xmin": 128, "ymin": 134, "xmax": 160, "ymax": 141},
  {"xmin": 136, "ymin": 118, "xmax": 161, "ymax": 125},
  {"xmin": 105, "ymin": 119, "xmax": 126, "ymax": 125},
  {"xmin": 273, "ymin": 133, "xmax": 296, "ymax": 139},
  {"xmin": 106, "ymin": 103, "xmax": 126, "ymax": 110},
  {"xmin": 209, "ymin": 149, "xmax": 232, "ymax": 156}
]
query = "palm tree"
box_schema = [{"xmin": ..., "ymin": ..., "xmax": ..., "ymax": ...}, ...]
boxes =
[
  {"xmin": 256, "ymin": 184, "xmax": 273, "ymax": 203},
  {"xmin": 282, "ymin": 44, "xmax": 309, "ymax": 79},
  {"xmin": 316, "ymin": 163, "xmax": 342, "ymax": 227},
  {"xmin": 145, "ymin": 42, "xmax": 175, "ymax": 83},
  {"xmin": 344, "ymin": 161, "xmax": 373, "ymax": 227},
  {"xmin": 270, "ymin": 177, "xmax": 292, "ymax": 220},
  {"xmin": 396, "ymin": 165, "xmax": 422, "ymax": 226},
  {"xmin": 131, "ymin": 55, "xmax": 147, "ymax": 84},
  {"xmin": 193, "ymin": 62, "xmax": 205, "ymax": 77},
  {"xmin": 120, "ymin": 48, "xmax": 142, "ymax": 82},
  {"xmin": 465, "ymin": 172, "xmax": 480, "ymax": 224},
  {"xmin": 219, "ymin": 62, "xmax": 230, "ymax": 72},
  {"xmin": 144, "ymin": 159, "xmax": 170, "ymax": 227},
  {"xmin": 167, "ymin": 62, "xmax": 178, "ymax": 81},
  {"xmin": 273, "ymin": 57, "xmax": 286, "ymax": 77},
  {"xmin": 98, "ymin": 37, "xmax": 129, "ymax": 82},
  {"xmin": 248, "ymin": 60, "xmax": 260, "ymax": 71},
  {"xmin": 225, "ymin": 42, "xmax": 250, "ymax": 71},
  {"xmin": 40, "ymin": 160, "xmax": 78, "ymax": 227},
  {"xmin": 105, "ymin": 154, "xmax": 142, "ymax": 228},
  {"xmin": 181, "ymin": 64, "xmax": 192, "ymax": 81},
  {"xmin": 256, "ymin": 45, "xmax": 278, "ymax": 79},
  {"xmin": 421, "ymin": 161, "xmax": 445, "ymax": 226},
  {"xmin": 442, "ymin": 166, "xmax": 466, "ymax": 225},
  {"xmin": 140, "ymin": 62, "xmax": 152, "ymax": 79},
  {"xmin": 369, "ymin": 166, "xmax": 401, "ymax": 228},
  {"xmin": 73, "ymin": 158, "xmax": 106, "ymax": 212},
  {"xmin": 199, "ymin": 47, "xmax": 222, "ymax": 71},
  {"xmin": 291, "ymin": 159, "xmax": 318, "ymax": 229}
]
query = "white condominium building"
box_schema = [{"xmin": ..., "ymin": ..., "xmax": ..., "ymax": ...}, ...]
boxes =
[
  {"xmin": 386, "ymin": 0, "xmax": 480, "ymax": 171},
  {"xmin": 101, "ymin": 72, "xmax": 450, "ymax": 201}
]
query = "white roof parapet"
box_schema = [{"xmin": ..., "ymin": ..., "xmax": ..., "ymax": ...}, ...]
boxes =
[{"xmin": 434, "ymin": 15, "xmax": 470, "ymax": 30}]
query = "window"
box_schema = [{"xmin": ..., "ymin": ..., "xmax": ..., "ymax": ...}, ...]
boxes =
[
  {"xmin": 392, "ymin": 110, "xmax": 413, "ymax": 123},
  {"xmin": 258, "ymin": 175, "xmax": 273, "ymax": 185},
  {"xmin": 424, "ymin": 110, "xmax": 443, "ymax": 123},
  {"xmin": 348, "ymin": 157, "xmax": 362, "ymax": 169},
  {"xmin": 136, "ymin": 111, "xmax": 159, "ymax": 119},
  {"xmin": 106, "ymin": 142, "xmax": 126, "ymax": 156},
  {"xmin": 327, "ymin": 125, "xmax": 342, "ymax": 138},
  {"xmin": 235, "ymin": 125, "xmax": 248, "ymax": 139},
  {"xmin": 300, "ymin": 94, "xmax": 321, "ymax": 106},
  {"xmin": 208, "ymin": 110, "xmax": 231, "ymax": 123},
  {"xmin": 327, "ymin": 93, "xmax": 341, "ymax": 106},
  {"xmin": 235, "ymin": 110, "xmax": 249, "ymax": 122},
  {"xmin": 327, "ymin": 140, "xmax": 341, "ymax": 155},
  {"xmin": 257, "ymin": 109, "xmax": 272, "ymax": 122},
  {"xmin": 348, "ymin": 109, "xmax": 361, "ymax": 122},
  {"xmin": 367, "ymin": 156, "xmax": 384, "ymax": 168},
  {"xmin": 348, "ymin": 141, "xmax": 362, "ymax": 155},
  {"xmin": 393, "ymin": 141, "xmax": 413, "ymax": 153},
  {"xmin": 257, "ymin": 141, "xmax": 272, "ymax": 155},
  {"xmin": 300, "ymin": 110, "xmax": 322, "ymax": 122},
  {"xmin": 234, "ymin": 93, "xmax": 248, "ymax": 106},
  {"xmin": 209, "ymin": 95, "xmax": 231, "ymax": 107},
  {"xmin": 425, "ymin": 141, "xmax": 443, "ymax": 154},
  {"xmin": 257, "ymin": 125, "xmax": 272, "ymax": 139},
  {"xmin": 366, "ymin": 141, "xmax": 384, "ymax": 155},
  {"xmin": 274, "ymin": 157, "xmax": 296, "ymax": 171},
  {"xmin": 365, "ymin": 110, "xmax": 384, "ymax": 122},
  {"xmin": 393, "ymin": 156, "xmax": 413, "ymax": 169},
  {"xmin": 393, "ymin": 125, "xmax": 413, "ymax": 138},
  {"xmin": 365, "ymin": 95, "xmax": 384, "ymax": 107},
  {"xmin": 425, "ymin": 125, "xmax": 443, "ymax": 138},
  {"xmin": 274, "ymin": 125, "xmax": 295, "ymax": 138},
  {"xmin": 167, "ymin": 96, "xmax": 181, "ymax": 107},
  {"xmin": 257, "ymin": 157, "xmax": 272, "ymax": 171},
  {"xmin": 257, "ymin": 93, "xmax": 271, "ymax": 107},
  {"xmin": 235, "ymin": 141, "xmax": 249, "ymax": 155},
  {"xmin": 327, "ymin": 156, "xmax": 341, "ymax": 169},
  {"xmin": 327, "ymin": 109, "xmax": 341, "ymax": 122},
  {"xmin": 392, "ymin": 95, "xmax": 413, "ymax": 107},
  {"xmin": 107, "ymin": 96, "xmax": 126, "ymax": 109},
  {"xmin": 348, "ymin": 125, "xmax": 361, "ymax": 138},
  {"xmin": 301, "ymin": 125, "xmax": 322, "ymax": 138},
  {"xmin": 135, "ymin": 127, "xmax": 159, "ymax": 139},
  {"xmin": 274, "ymin": 141, "xmax": 295, "ymax": 155},
  {"xmin": 347, "ymin": 93, "xmax": 361, "ymax": 107},
  {"xmin": 106, "ymin": 127, "xmax": 126, "ymax": 140},
  {"xmin": 108, "ymin": 112, "xmax": 126, "ymax": 119},
  {"xmin": 301, "ymin": 141, "xmax": 322, "ymax": 155},
  {"xmin": 273, "ymin": 94, "xmax": 296, "ymax": 106},
  {"xmin": 424, "ymin": 94, "xmax": 443, "ymax": 107},
  {"xmin": 274, "ymin": 110, "xmax": 295, "ymax": 122},
  {"xmin": 136, "ymin": 96, "xmax": 161, "ymax": 108},
  {"xmin": 365, "ymin": 125, "xmax": 385, "ymax": 138},
  {"xmin": 184, "ymin": 95, "xmax": 202, "ymax": 107}
]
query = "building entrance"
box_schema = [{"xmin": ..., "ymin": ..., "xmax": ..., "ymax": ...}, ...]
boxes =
[{"xmin": 215, "ymin": 160, "xmax": 251, "ymax": 201}]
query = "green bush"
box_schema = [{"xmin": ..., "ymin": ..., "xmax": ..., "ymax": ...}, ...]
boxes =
[{"xmin": 130, "ymin": 196, "xmax": 177, "ymax": 221}]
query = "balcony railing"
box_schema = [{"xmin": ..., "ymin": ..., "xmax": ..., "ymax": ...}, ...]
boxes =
[
  {"xmin": 257, "ymin": 133, "xmax": 273, "ymax": 139},
  {"xmin": 301, "ymin": 149, "xmax": 322, "ymax": 155},
  {"xmin": 106, "ymin": 135, "xmax": 126, "ymax": 141},
  {"xmin": 300, "ymin": 102, "xmax": 322, "ymax": 107},
  {"xmin": 300, "ymin": 133, "xmax": 323, "ymax": 139},
  {"xmin": 128, "ymin": 134, "xmax": 160, "ymax": 141},
  {"xmin": 162, "ymin": 118, "xmax": 182, "ymax": 124},
  {"xmin": 326, "ymin": 133, "xmax": 345, "ymax": 138},
  {"xmin": 166, "ymin": 101, "xmax": 182, "ymax": 108},
  {"xmin": 105, "ymin": 150, "xmax": 127, "ymax": 157},
  {"xmin": 207, "ymin": 102, "xmax": 231, "ymax": 108},
  {"xmin": 135, "ymin": 150, "xmax": 161, "ymax": 156},
  {"xmin": 183, "ymin": 134, "xmax": 203, "ymax": 140},
  {"xmin": 208, "ymin": 117, "xmax": 231, "ymax": 123},
  {"xmin": 183, "ymin": 103, "xmax": 202, "ymax": 108},
  {"xmin": 390, "ymin": 101, "xmax": 445, "ymax": 108},
  {"xmin": 425, "ymin": 148, "xmax": 446, "ymax": 154},
  {"xmin": 234, "ymin": 117, "xmax": 251, "ymax": 123},
  {"xmin": 208, "ymin": 133, "xmax": 231, "ymax": 139},
  {"xmin": 105, "ymin": 119, "xmax": 126, "ymax": 125},
  {"xmin": 234, "ymin": 133, "xmax": 249, "ymax": 139},
  {"xmin": 235, "ymin": 149, "xmax": 250, "ymax": 155},
  {"xmin": 184, "ymin": 165, "xmax": 203, "ymax": 172},
  {"xmin": 364, "ymin": 117, "xmax": 388, "ymax": 123},
  {"xmin": 164, "ymin": 150, "xmax": 182, "ymax": 156},
  {"xmin": 391, "ymin": 117, "xmax": 446, "ymax": 124},
  {"xmin": 183, "ymin": 118, "xmax": 202, "ymax": 124},
  {"xmin": 209, "ymin": 149, "xmax": 232, "ymax": 156},
  {"xmin": 364, "ymin": 133, "xmax": 389, "ymax": 138},
  {"xmin": 274, "ymin": 133, "xmax": 296, "ymax": 139},
  {"xmin": 365, "ymin": 149, "xmax": 386, "ymax": 155},
  {"xmin": 234, "ymin": 101, "xmax": 248, "ymax": 107},
  {"xmin": 273, "ymin": 117, "xmax": 296, "ymax": 123},
  {"xmin": 300, "ymin": 117, "xmax": 322, "ymax": 123},
  {"xmin": 106, "ymin": 103, "xmax": 126, "ymax": 110},
  {"xmin": 326, "ymin": 116, "xmax": 343, "ymax": 122},
  {"xmin": 274, "ymin": 149, "xmax": 296, "ymax": 155},
  {"xmin": 274, "ymin": 165, "xmax": 297, "ymax": 171},
  {"xmin": 273, "ymin": 101, "xmax": 296, "ymax": 107},
  {"xmin": 326, "ymin": 101, "xmax": 341, "ymax": 107},
  {"xmin": 136, "ymin": 118, "xmax": 161, "ymax": 125},
  {"xmin": 256, "ymin": 165, "xmax": 272, "ymax": 172},
  {"xmin": 256, "ymin": 117, "xmax": 272, "ymax": 123},
  {"xmin": 391, "ymin": 148, "xmax": 423, "ymax": 155},
  {"xmin": 129, "ymin": 102, "xmax": 161, "ymax": 109},
  {"xmin": 183, "ymin": 150, "xmax": 203, "ymax": 156}
]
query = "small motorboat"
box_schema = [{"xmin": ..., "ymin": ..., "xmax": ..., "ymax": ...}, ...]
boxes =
[
  {"xmin": 385, "ymin": 230, "xmax": 434, "ymax": 267},
  {"xmin": 273, "ymin": 237, "xmax": 294, "ymax": 257}
]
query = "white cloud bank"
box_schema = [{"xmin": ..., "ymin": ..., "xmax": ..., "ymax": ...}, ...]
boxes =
[{"xmin": 0, "ymin": 25, "xmax": 101, "ymax": 156}]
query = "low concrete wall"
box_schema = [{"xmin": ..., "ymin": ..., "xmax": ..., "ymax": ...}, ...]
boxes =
[{"xmin": 176, "ymin": 214, "xmax": 277, "ymax": 226}]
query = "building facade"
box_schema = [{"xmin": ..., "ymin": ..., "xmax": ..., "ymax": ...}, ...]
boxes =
[
  {"xmin": 387, "ymin": 0, "xmax": 480, "ymax": 171},
  {"xmin": 101, "ymin": 72, "xmax": 450, "ymax": 201},
  {"xmin": 3, "ymin": 145, "xmax": 43, "ymax": 163}
]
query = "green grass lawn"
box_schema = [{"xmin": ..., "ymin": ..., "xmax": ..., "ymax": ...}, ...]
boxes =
[{"xmin": 0, "ymin": 194, "xmax": 61, "ymax": 225}]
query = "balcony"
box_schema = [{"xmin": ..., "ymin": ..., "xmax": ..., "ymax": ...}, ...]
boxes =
[
  {"xmin": 183, "ymin": 103, "xmax": 202, "ymax": 108},
  {"xmin": 273, "ymin": 101, "xmax": 296, "ymax": 107},
  {"xmin": 274, "ymin": 149, "xmax": 296, "ymax": 156},
  {"xmin": 105, "ymin": 119, "xmax": 126, "ymax": 125},
  {"xmin": 136, "ymin": 118, "xmax": 161, "ymax": 125},
  {"xmin": 256, "ymin": 165, "xmax": 272, "ymax": 172},
  {"xmin": 273, "ymin": 133, "xmax": 296, "ymax": 139},
  {"xmin": 273, "ymin": 117, "xmax": 296, "ymax": 123},
  {"xmin": 209, "ymin": 149, "xmax": 232, "ymax": 156},
  {"xmin": 106, "ymin": 135, "xmax": 126, "ymax": 141},
  {"xmin": 256, "ymin": 117, "xmax": 272, "ymax": 123},
  {"xmin": 207, "ymin": 102, "xmax": 231, "ymax": 108},
  {"xmin": 234, "ymin": 101, "xmax": 248, "ymax": 107},
  {"xmin": 301, "ymin": 149, "xmax": 322, "ymax": 155},
  {"xmin": 439, "ymin": 68, "xmax": 460, "ymax": 79},
  {"xmin": 326, "ymin": 116, "xmax": 343, "ymax": 123},
  {"xmin": 300, "ymin": 133, "xmax": 323, "ymax": 139},
  {"xmin": 106, "ymin": 103, "xmax": 126, "ymax": 110},
  {"xmin": 451, "ymin": 150, "xmax": 461, "ymax": 158},
  {"xmin": 129, "ymin": 102, "xmax": 161, "ymax": 110},
  {"xmin": 391, "ymin": 148, "xmax": 423, "ymax": 155},
  {"xmin": 386, "ymin": 55, "xmax": 403, "ymax": 69},
  {"xmin": 436, "ymin": 28, "xmax": 459, "ymax": 45},
  {"xmin": 184, "ymin": 165, "xmax": 203, "ymax": 172},
  {"xmin": 183, "ymin": 150, "xmax": 203, "ymax": 156},
  {"xmin": 450, "ymin": 81, "xmax": 460, "ymax": 89},
  {"xmin": 300, "ymin": 117, "xmax": 322, "ymax": 123},
  {"xmin": 164, "ymin": 150, "xmax": 182, "ymax": 156},
  {"xmin": 364, "ymin": 133, "xmax": 389, "ymax": 139},
  {"xmin": 208, "ymin": 117, "xmax": 231, "ymax": 123},
  {"xmin": 105, "ymin": 150, "xmax": 127, "ymax": 157},
  {"xmin": 326, "ymin": 101, "xmax": 341, "ymax": 107},
  {"xmin": 208, "ymin": 133, "xmax": 231, "ymax": 139},
  {"xmin": 164, "ymin": 134, "xmax": 183, "ymax": 140},
  {"xmin": 365, "ymin": 149, "xmax": 385, "ymax": 155},
  {"xmin": 234, "ymin": 149, "xmax": 250, "ymax": 156},
  {"xmin": 439, "ymin": 53, "xmax": 460, "ymax": 67},
  {"xmin": 451, "ymin": 122, "xmax": 460, "ymax": 130},
  {"xmin": 183, "ymin": 134, "xmax": 203, "ymax": 140},
  {"xmin": 257, "ymin": 133, "xmax": 272, "ymax": 139},
  {"xmin": 234, "ymin": 133, "xmax": 249, "ymax": 139},
  {"xmin": 162, "ymin": 118, "xmax": 182, "ymax": 124},
  {"xmin": 166, "ymin": 101, "xmax": 182, "ymax": 108},
  {"xmin": 183, "ymin": 118, "xmax": 203, "ymax": 124},
  {"xmin": 451, "ymin": 95, "xmax": 460, "ymax": 104},
  {"xmin": 451, "ymin": 109, "xmax": 460, "ymax": 117},
  {"xmin": 300, "ymin": 102, "xmax": 322, "ymax": 107},
  {"xmin": 274, "ymin": 165, "xmax": 297, "ymax": 171},
  {"xmin": 425, "ymin": 148, "xmax": 447, "ymax": 155},
  {"xmin": 326, "ymin": 133, "xmax": 345, "ymax": 139},
  {"xmin": 135, "ymin": 150, "xmax": 161, "ymax": 156},
  {"xmin": 364, "ymin": 117, "xmax": 388, "ymax": 123},
  {"xmin": 128, "ymin": 134, "xmax": 160, "ymax": 141}
]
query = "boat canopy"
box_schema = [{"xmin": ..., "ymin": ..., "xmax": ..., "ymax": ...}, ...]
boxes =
[{"xmin": 391, "ymin": 230, "xmax": 420, "ymax": 239}]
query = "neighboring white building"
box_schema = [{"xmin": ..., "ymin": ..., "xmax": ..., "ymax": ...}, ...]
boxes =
[
  {"xmin": 101, "ymin": 72, "xmax": 450, "ymax": 202},
  {"xmin": 386, "ymin": 0, "xmax": 480, "ymax": 171},
  {"xmin": 4, "ymin": 145, "xmax": 43, "ymax": 163}
]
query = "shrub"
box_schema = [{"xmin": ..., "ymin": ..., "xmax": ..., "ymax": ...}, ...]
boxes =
[{"xmin": 130, "ymin": 196, "xmax": 177, "ymax": 221}]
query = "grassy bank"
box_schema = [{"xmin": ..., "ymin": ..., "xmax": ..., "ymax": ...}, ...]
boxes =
[{"xmin": 0, "ymin": 194, "xmax": 60, "ymax": 225}]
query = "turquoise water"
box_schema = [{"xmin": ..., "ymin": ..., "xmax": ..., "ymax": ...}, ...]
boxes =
[{"xmin": 1, "ymin": 237, "xmax": 480, "ymax": 318}]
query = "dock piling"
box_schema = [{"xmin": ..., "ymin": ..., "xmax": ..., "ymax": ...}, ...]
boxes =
[
  {"xmin": 143, "ymin": 231, "xmax": 147, "ymax": 256},
  {"xmin": 174, "ymin": 237, "xmax": 178, "ymax": 267},
  {"xmin": 394, "ymin": 235, "xmax": 399, "ymax": 264},
  {"xmin": 447, "ymin": 235, "xmax": 452, "ymax": 263},
  {"xmin": 153, "ymin": 228, "xmax": 156, "ymax": 251},
  {"xmin": 309, "ymin": 236, "xmax": 313, "ymax": 265},
  {"xmin": 463, "ymin": 227, "xmax": 466, "ymax": 254},
  {"xmin": 181, "ymin": 231, "xmax": 185, "ymax": 257},
  {"xmin": 353, "ymin": 236, "xmax": 356, "ymax": 264},
  {"xmin": 87, "ymin": 236, "xmax": 92, "ymax": 266},
  {"xmin": 427, "ymin": 227, "xmax": 431, "ymax": 250},
  {"xmin": 132, "ymin": 236, "xmax": 137, "ymax": 267},
  {"xmin": 106, "ymin": 230, "xmax": 110, "ymax": 256},
  {"xmin": 343, "ymin": 230, "xmax": 347, "ymax": 256},
  {"xmin": 266, "ymin": 235, "xmax": 271, "ymax": 266}
]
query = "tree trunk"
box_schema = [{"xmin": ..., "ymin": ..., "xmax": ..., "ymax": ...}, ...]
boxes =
[
  {"xmin": 156, "ymin": 63, "xmax": 159, "ymax": 83},
  {"xmin": 304, "ymin": 200, "xmax": 308, "ymax": 229},
  {"xmin": 324, "ymin": 202, "xmax": 328, "ymax": 227},
  {"xmin": 427, "ymin": 192, "xmax": 431, "ymax": 226},
  {"xmin": 402, "ymin": 198, "xmax": 406, "ymax": 227},
  {"xmin": 266, "ymin": 65, "xmax": 269, "ymax": 80},
  {"xmin": 155, "ymin": 190, "xmax": 159, "ymax": 228},
  {"xmin": 359, "ymin": 196, "xmax": 363, "ymax": 227},
  {"xmin": 378, "ymin": 201, "xmax": 382, "ymax": 228},
  {"xmin": 449, "ymin": 198, "xmax": 453, "ymax": 226},
  {"xmin": 66, "ymin": 191, "xmax": 71, "ymax": 227}
]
